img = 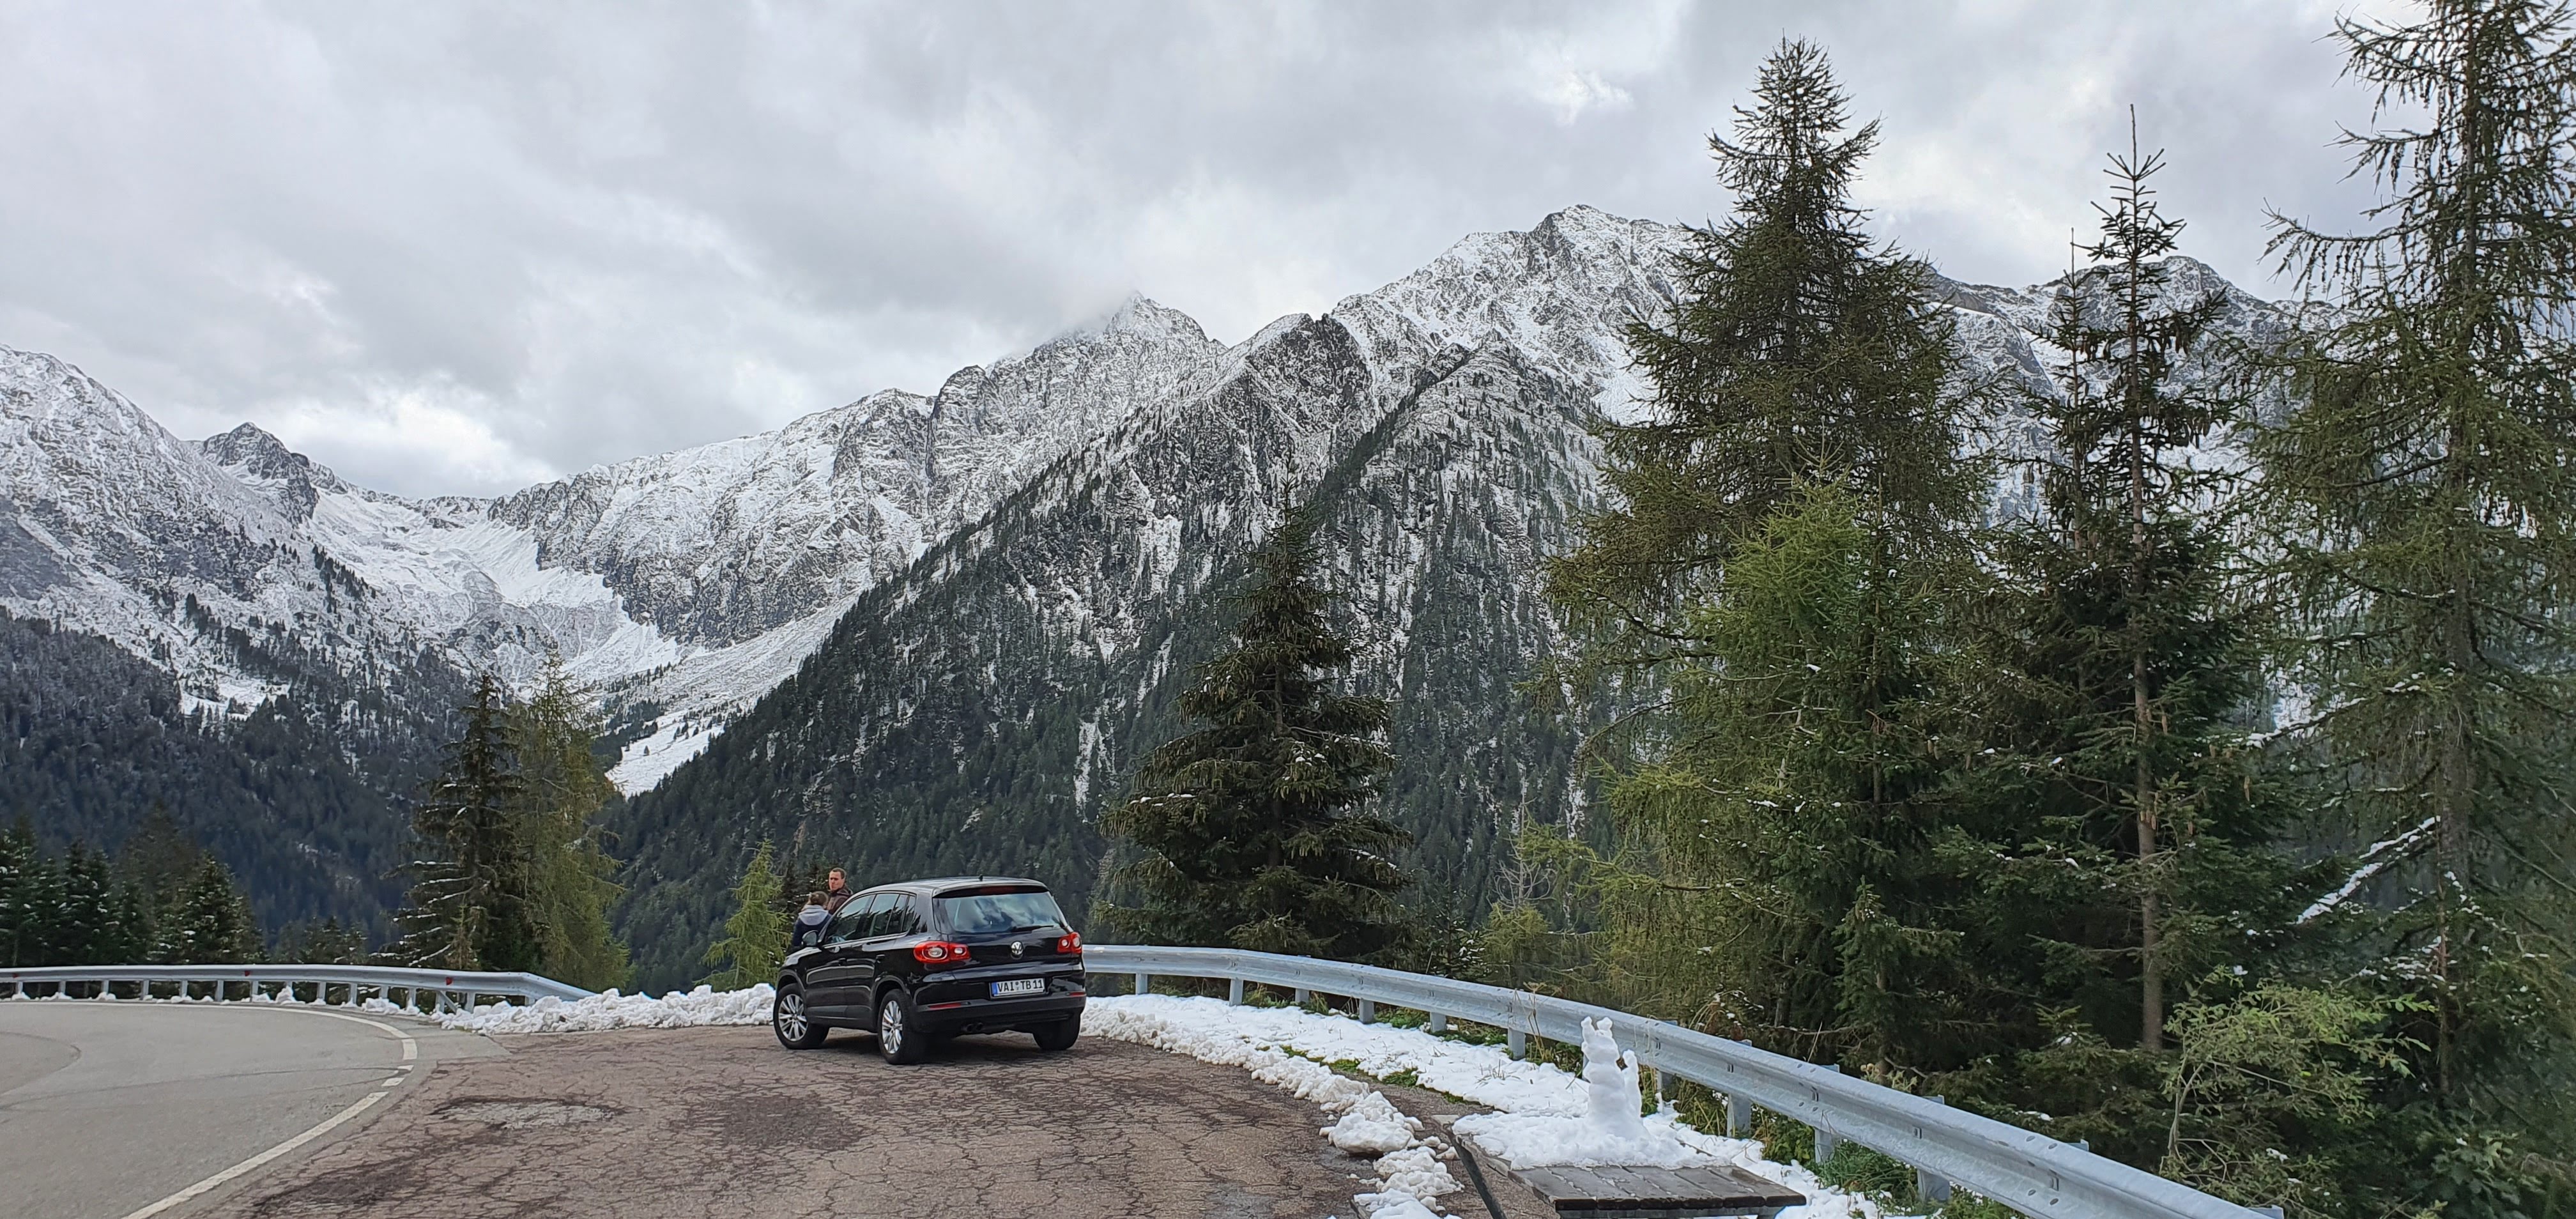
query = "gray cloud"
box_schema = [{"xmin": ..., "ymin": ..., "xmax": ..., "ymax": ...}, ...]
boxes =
[{"xmin": 0, "ymin": 0, "xmax": 2400, "ymax": 496}]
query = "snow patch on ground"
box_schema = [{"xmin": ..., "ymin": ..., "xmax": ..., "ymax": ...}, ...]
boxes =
[
  {"xmin": 433, "ymin": 985, "xmax": 775, "ymax": 1034},
  {"xmin": 1085, "ymin": 994, "xmax": 1466, "ymax": 1218},
  {"xmin": 1084, "ymin": 994, "xmax": 1872, "ymax": 1219}
]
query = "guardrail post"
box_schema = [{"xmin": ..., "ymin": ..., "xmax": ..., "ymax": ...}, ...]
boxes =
[
  {"xmin": 1916, "ymin": 1095, "xmax": 1953, "ymax": 1203},
  {"xmin": 1131, "ymin": 972, "xmax": 1149, "ymax": 997},
  {"xmin": 1227, "ymin": 977, "xmax": 1245, "ymax": 1005},
  {"xmin": 1813, "ymin": 1065, "xmax": 1844, "ymax": 1163},
  {"xmin": 1727, "ymin": 1092, "xmax": 1749, "ymax": 1137},
  {"xmin": 1507, "ymin": 1029, "xmax": 1526, "ymax": 1060},
  {"xmin": 1356, "ymin": 999, "xmax": 1376, "ymax": 1024},
  {"xmin": 1425, "ymin": 1013, "xmax": 1446, "ymax": 1034}
]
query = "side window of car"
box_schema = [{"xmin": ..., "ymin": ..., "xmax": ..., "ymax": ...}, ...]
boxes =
[
  {"xmin": 829, "ymin": 893, "xmax": 884, "ymax": 943},
  {"xmin": 878, "ymin": 895, "xmax": 925, "ymax": 938}
]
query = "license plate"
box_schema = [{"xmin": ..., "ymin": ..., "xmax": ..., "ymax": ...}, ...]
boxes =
[{"xmin": 990, "ymin": 978, "xmax": 1046, "ymax": 998}]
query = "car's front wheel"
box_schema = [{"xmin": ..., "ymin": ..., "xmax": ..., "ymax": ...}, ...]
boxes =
[
  {"xmin": 1032, "ymin": 1019, "xmax": 1078, "ymax": 1052},
  {"xmin": 773, "ymin": 984, "xmax": 827, "ymax": 1050},
  {"xmin": 876, "ymin": 988, "xmax": 929, "ymax": 1064}
]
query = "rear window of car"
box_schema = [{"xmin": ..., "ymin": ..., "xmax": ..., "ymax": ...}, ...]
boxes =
[{"xmin": 934, "ymin": 887, "xmax": 1068, "ymax": 935}]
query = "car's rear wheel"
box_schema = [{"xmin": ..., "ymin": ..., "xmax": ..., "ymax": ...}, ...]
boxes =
[
  {"xmin": 876, "ymin": 989, "xmax": 929, "ymax": 1064},
  {"xmin": 773, "ymin": 985, "xmax": 827, "ymax": 1050},
  {"xmin": 1032, "ymin": 1018, "xmax": 1078, "ymax": 1052}
]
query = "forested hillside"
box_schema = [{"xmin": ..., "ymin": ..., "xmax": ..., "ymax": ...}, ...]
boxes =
[
  {"xmin": 0, "ymin": 604, "xmax": 454, "ymax": 935},
  {"xmin": 615, "ymin": 315, "xmax": 1616, "ymax": 989}
]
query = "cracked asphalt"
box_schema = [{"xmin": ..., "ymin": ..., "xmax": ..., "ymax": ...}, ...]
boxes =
[{"xmin": 194, "ymin": 1025, "xmax": 1402, "ymax": 1219}]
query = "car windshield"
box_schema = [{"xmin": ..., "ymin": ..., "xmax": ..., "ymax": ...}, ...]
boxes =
[{"xmin": 935, "ymin": 888, "xmax": 1067, "ymax": 935}]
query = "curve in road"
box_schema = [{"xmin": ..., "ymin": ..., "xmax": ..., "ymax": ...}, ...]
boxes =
[{"xmin": 0, "ymin": 1001, "xmax": 498, "ymax": 1219}]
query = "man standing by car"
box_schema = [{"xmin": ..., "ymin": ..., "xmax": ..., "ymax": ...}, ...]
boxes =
[{"xmin": 822, "ymin": 868, "xmax": 855, "ymax": 914}]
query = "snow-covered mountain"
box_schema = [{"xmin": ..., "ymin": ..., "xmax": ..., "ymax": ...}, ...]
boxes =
[
  {"xmin": 0, "ymin": 205, "xmax": 2287, "ymax": 817},
  {"xmin": 599, "ymin": 210, "xmax": 2294, "ymax": 988},
  {"xmin": 0, "ymin": 295, "xmax": 1235, "ymax": 792}
]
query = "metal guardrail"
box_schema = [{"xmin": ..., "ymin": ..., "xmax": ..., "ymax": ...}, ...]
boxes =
[
  {"xmin": 5, "ymin": 952, "xmax": 2255, "ymax": 1219},
  {"xmin": 1, "ymin": 964, "xmax": 595, "ymax": 1009},
  {"xmin": 1084, "ymin": 944, "xmax": 2261, "ymax": 1219}
]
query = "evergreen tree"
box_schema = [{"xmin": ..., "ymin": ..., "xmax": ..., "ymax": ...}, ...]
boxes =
[
  {"xmin": 1100, "ymin": 509, "xmax": 1413, "ymax": 962},
  {"xmin": 0, "ymin": 820, "xmax": 43, "ymax": 967},
  {"xmin": 161, "ymin": 857, "xmax": 257, "ymax": 965},
  {"xmin": 1595, "ymin": 482, "xmax": 1986, "ymax": 1064},
  {"xmin": 107, "ymin": 880, "xmax": 155, "ymax": 965},
  {"xmin": 1548, "ymin": 38, "xmax": 1979, "ymax": 674},
  {"xmin": 1966, "ymin": 130, "xmax": 2294, "ymax": 1052},
  {"xmin": 2257, "ymin": 1, "xmax": 2576, "ymax": 1204},
  {"xmin": 52, "ymin": 843, "xmax": 118, "ymax": 965},
  {"xmin": 1540, "ymin": 41, "xmax": 1988, "ymax": 1073},
  {"xmin": 702, "ymin": 840, "xmax": 785, "ymax": 991},
  {"xmin": 509, "ymin": 656, "xmax": 629, "ymax": 991},
  {"xmin": 388, "ymin": 674, "xmax": 540, "ymax": 972}
]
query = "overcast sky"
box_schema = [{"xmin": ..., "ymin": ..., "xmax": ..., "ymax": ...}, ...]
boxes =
[{"xmin": 1, "ymin": 1, "xmax": 2403, "ymax": 498}]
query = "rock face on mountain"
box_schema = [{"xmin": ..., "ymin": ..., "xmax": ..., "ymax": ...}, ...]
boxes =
[{"xmin": 0, "ymin": 204, "xmax": 2288, "ymax": 956}]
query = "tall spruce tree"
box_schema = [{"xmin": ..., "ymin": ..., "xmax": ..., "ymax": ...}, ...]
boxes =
[
  {"xmin": 1549, "ymin": 38, "xmax": 1979, "ymax": 671},
  {"xmin": 1100, "ymin": 509, "xmax": 1412, "ymax": 962},
  {"xmin": 0, "ymin": 821, "xmax": 43, "ymax": 967},
  {"xmin": 2258, "ymin": 0, "xmax": 2576, "ymax": 1204},
  {"xmin": 160, "ymin": 857, "xmax": 258, "ymax": 965},
  {"xmin": 1541, "ymin": 40, "xmax": 1988, "ymax": 1073},
  {"xmin": 509, "ymin": 657, "xmax": 629, "ymax": 990},
  {"xmin": 388, "ymin": 674, "xmax": 540, "ymax": 972},
  {"xmin": 52, "ymin": 843, "xmax": 118, "ymax": 965},
  {"xmin": 1967, "ymin": 130, "xmax": 2292, "ymax": 1054},
  {"xmin": 702, "ymin": 839, "xmax": 786, "ymax": 991}
]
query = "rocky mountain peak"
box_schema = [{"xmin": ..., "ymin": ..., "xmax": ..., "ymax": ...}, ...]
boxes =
[
  {"xmin": 201, "ymin": 422, "xmax": 350, "ymax": 523},
  {"xmin": 1099, "ymin": 295, "xmax": 1208, "ymax": 345}
]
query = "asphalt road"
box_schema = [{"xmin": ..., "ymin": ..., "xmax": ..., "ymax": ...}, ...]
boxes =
[
  {"xmin": 0, "ymin": 1001, "xmax": 500, "ymax": 1219},
  {"xmin": 187, "ymin": 1024, "xmax": 1425, "ymax": 1219},
  {"xmin": 1, "ymin": 1006, "xmax": 1556, "ymax": 1218}
]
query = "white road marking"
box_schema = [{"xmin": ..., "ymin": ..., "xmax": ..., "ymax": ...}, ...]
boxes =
[
  {"xmin": 114, "ymin": 1005, "xmax": 426, "ymax": 1218},
  {"xmin": 118, "ymin": 1090, "xmax": 388, "ymax": 1219},
  {"xmin": 294, "ymin": 1008, "xmax": 421, "ymax": 1062}
]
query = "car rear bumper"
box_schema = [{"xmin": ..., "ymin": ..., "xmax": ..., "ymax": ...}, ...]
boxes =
[{"xmin": 912, "ymin": 970, "xmax": 1085, "ymax": 1034}]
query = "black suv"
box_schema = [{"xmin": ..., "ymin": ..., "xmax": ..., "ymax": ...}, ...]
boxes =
[{"xmin": 770, "ymin": 877, "xmax": 1086, "ymax": 1063}]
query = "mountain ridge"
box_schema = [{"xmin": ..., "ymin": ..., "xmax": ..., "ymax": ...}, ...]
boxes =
[{"xmin": 0, "ymin": 205, "xmax": 2290, "ymax": 953}]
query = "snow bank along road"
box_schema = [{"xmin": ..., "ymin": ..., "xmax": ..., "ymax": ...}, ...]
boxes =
[{"xmin": 0, "ymin": 1001, "xmax": 504, "ymax": 1219}]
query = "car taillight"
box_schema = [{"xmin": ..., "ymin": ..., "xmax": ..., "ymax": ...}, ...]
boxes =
[
  {"xmin": 1056, "ymin": 932, "xmax": 1082, "ymax": 955},
  {"xmin": 914, "ymin": 941, "xmax": 972, "ymax": 967}
]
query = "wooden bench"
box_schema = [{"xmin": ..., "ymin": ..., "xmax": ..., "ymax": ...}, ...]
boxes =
[{"xmin": 1495, "ymin": 1162, "xmax": 1806, "ymax": 1219}]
